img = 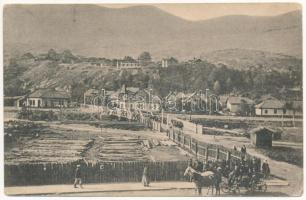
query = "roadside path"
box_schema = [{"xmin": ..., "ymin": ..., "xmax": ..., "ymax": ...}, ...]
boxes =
[
  {"xmin": 5, "ymin": 182, "xmax": 194, "ymax": 196},
  {"xmin": 5, "ymin": 180, "xmax": 289, "ymax": 196}
]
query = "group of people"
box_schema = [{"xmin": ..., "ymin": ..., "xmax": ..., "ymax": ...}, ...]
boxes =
[{"xmin": 187, "ymin": 156, "xmax": 270, "ymax": 194}]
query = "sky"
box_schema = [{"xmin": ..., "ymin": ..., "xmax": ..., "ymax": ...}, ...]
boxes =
[{"xmin": 102, "ymin": 3, "xmax": 301, "ymax": 21}]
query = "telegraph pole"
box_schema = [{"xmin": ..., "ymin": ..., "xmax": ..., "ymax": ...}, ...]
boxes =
[{"xmin": 206, "ymin": 89, "xmax": 209, "ymax": 113}]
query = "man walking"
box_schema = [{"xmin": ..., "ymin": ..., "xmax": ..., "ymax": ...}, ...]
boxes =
[
  {"xmin": 142, "ymin": 166, "xmax": 150, "ymax": 187},
  {"xmin": 73, "ymin": 165, "xmax": 83, "ymax": 188}
]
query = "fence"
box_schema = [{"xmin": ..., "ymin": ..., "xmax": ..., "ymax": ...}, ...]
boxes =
[
  {"xmin": 118, "ymin": 113, "xmax": 261, "ymax": 169},
  {"xmin": 5, "ymin": 160, "xmax": 189, "ymax": 186},
  {"xmin": 166, "ymin": 127, "xmax": 260, "ymax": 166}
]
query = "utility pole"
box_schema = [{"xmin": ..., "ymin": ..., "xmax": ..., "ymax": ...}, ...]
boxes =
[
  {"xmin": 210, "ymin": 97, "xmax": 212, "ymax": 115},
  {"xmin": 215, "ymin": 97, "xmax": 218, "ymax": 112},
  {"xmin": 206, "ymin": 89, "xmax": 209, "ymax": 113}
]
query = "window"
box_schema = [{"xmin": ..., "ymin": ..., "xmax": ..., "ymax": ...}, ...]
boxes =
[
  {"xmin": 274, "ymin": 109, "xmax": 277, "ymax": 114},
  {"xmin": 264, "ymin": 110, "xmax": 268, "ymax": 114},
  {"xmin": 283, "ymin": 109, "xmax": 287, "ymax": 114}
]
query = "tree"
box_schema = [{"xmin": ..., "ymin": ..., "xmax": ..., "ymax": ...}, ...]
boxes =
[
  {"xmin": 71, "ymin": 83, "xmax": 87, "ymax": 103},
  {"xmin": 47, "ymin": 49, "xmax": 59, "ymax": 61},
  {"xmin": 169, "ymin": 57, "xmax": 178, "ymax": 64},
  {"xmin": 138, "ymin": 51, "xmax": 151, "ymax": 65},
  {"xmin": 225, "ymin": 78, "xmax": 232, "ymax": 93},
  {"xmin": 213, "ymin": 80, "xmax": 221, "ymax": 95},
  {"xmin": 61, "ymin": 49, "xmax": 76, "ymax": 63},
  {"xmin": 123, "ymin": 56, "xmax": 136, "ymax": 63}
]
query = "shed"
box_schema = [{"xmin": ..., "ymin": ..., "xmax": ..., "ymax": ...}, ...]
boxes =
[{"xmin": 250, "ymin": 127, "xmax": 274, "ymax": 148}]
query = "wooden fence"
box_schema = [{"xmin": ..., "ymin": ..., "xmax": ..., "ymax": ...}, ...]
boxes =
[
  {"xmin": 5, "ymin": 161, "xmax": 189, "ymax": 186},
  {"xmin": 167, "ymin": 127, "xmax": 260, "ymax": 165}
]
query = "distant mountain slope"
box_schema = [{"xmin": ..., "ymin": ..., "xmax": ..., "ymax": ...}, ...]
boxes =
[
  {"xmin": 4, "ymin": 5, "xmax": 302, "ymax": 59},
  {"xmin": 201, "ymin": 49, "xmax": 302, "ymax": 72}
]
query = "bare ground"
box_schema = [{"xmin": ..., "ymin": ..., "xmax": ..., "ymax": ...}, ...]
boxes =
[{"xmin": 5, "ymin": 122, "xmax": 190, "ymax": 165}]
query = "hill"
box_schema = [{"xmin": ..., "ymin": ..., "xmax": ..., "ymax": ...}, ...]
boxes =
[
  {"xmin": 4, "ymin": 5, "xmax": 302, "ymax": 59},
  {"xmin": 201, "ymin": 49, "xmax": 302, "ymax": 72},
  {"xmin": 4, "ymin": 49, "xmax": 302, "ymax": 102}
]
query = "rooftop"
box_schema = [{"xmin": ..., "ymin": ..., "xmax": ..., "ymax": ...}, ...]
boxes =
[
  {"xmin": 250, "ymin": 127, "xmax": 275, "ymax": 135},
  {"xmin": 255, "ymin": 99, "xmax": 285, "ymax": 109},
  {"xmin": 28, "ymin": 88, "xmax": 70, "ymax": 99}
]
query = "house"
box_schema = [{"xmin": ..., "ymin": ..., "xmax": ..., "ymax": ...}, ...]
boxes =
[
  {"xmin": 256, "ymin": 99, "xmax": 303, "ymax": 117},
  {"xmin": 164, "ymin": 91, "xmax": 187, "ymax": 111},
  {"xmin": 118, "ymin": 85, "xmax": 140, "ymax": 110},
  {"xmin": 250, "ymin": 127, "xmax": 274, "ymax": 148},
  {"xmin": 83, "ymin": 88, "xmax": 100, "ymax": 105},
  {"xmin": 226, "ymin": 96, "xmax": 254, "ymax": 115},
  {"xmin": 161, "ymin": 57, "xmax": 178, "ymax": 68},
  {"xmin": 255, "ymin": 99, "xmax": 285, "ymax": 116},
  {"xmin": 164, "ymin": 91, "xmax": 177, "ymax": 111},
  {"xmin": 116, "ymin": 61, "xmax": 141, "ymax": 69},
  {"xmin": 25, "ymin": 88, "xmax": 70, "ymax": 108},
  {"xmin": 108, "ymin": 90, "xmax": 120, "ymax": 107},
  {"xmin": 291, "ymin": 100, "xmax": 303, "ymax": 117},
  {"xmin": 4, "ymin": 96, "xmax": 26, "ymax": 107},
  {"xmin": 219, "ymin": 95, "xmax": 229, "ymax": 109},
  {"xmin": 184, "ymin": 91, "xmax": 206, "ymax": 112},
  {"xmin": 135, "ymin": 89, "xmax": 162, "ymax": 112},
  {"xmin": 164, "ymin": 90, "xmax": 209, "ymax": 112},
  {"xmin": 118, "ymin": 86, "xmax": 161, "ymax": 112}
]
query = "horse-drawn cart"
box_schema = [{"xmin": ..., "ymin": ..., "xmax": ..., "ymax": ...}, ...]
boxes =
[{"xmin": 221, "ymin": 174, "xmax": 267, "ymax": 194}]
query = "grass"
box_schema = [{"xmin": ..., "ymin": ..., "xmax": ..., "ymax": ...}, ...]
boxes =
[
  {"xmin": 280, "ymin": 127, "xmax": 303, "ymax": 143},
  {"xmin": 257, "ymin": 146, "xmax": 303, "ymax": 167}
]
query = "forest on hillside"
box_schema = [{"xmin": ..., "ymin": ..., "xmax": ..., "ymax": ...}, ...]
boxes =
[{"xmin": 4, "ymin": 50, "xmax": 302, "ymax": 102}]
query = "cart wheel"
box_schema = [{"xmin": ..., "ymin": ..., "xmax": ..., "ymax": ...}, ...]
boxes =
[
  {"xmin": 246, "ymin": 185, "xmax": 252, "ymax": 192},
  {"xmin": 221, "ymin": 182, "xmax": 229, "ymax": 193},
  {"xmin": 251, "ymin": 183, "xmax": 256, "ymax": 192},
  {"xmin": 236, "ymin": 187, "xmax": 240, "ymax": 194},
  {"xmin": 262, "ymin": 183, "xmax": 267, "ymax": 192}
]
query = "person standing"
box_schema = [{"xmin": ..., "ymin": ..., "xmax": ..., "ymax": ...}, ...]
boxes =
[
  {"xmin": 142, "ymin": 166, "xmax": 150, "ymax": 187},
  {"xmin": 73, "ymin": 165, "xmax": 83, "ymax": 188},
  {"xmin": 262, "ymin": 160, "xmax": 270, "ymax": 179},
  {"xmin": 214, "ymin": 167, "xmax": 222, "ymax": 196}
]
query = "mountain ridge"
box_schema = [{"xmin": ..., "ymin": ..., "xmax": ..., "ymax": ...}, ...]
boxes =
[{"xmin": 4, "ymin": 5, "xmax": 302, "ymax": 59}]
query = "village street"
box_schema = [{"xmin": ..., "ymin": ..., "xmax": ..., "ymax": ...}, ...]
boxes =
[{"xmin": 4, "ymin": 118, "xmax": 298, "ymax": 196}]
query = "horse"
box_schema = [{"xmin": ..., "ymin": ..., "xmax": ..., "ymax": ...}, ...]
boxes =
[{"xmin": 184, "ymin": 166, "xmax": 216, "ymax": 195}]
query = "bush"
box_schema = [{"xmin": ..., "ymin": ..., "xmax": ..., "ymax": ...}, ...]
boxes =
[
  {"xmin": 63, "ymin": 112, "xmax": 96, "ymax": 121},
  {"xmin": 18, "ymin": 109, "xmax": 58, "ymax": 121}
]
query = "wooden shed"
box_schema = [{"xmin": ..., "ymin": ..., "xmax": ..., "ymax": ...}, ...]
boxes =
[{"xmin": 250, "ymin": 127, "xmax": 274, "ymax": 148}]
